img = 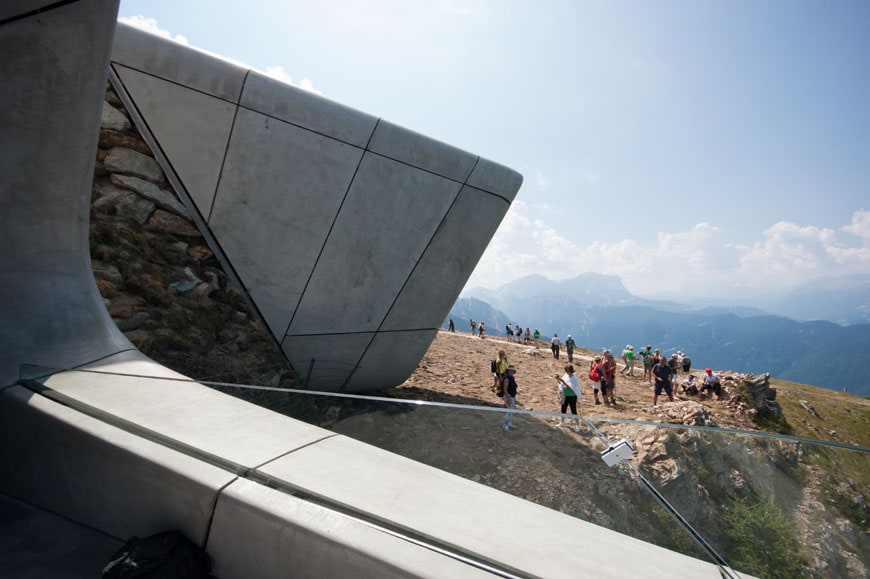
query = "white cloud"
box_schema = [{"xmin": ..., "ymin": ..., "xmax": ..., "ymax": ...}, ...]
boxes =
[
  {"xmin": 264, "ymin": 65, "xmax": 294, "ymax": 85},
  {"xmin": 262, "ymin": 67, "xmax": 323, "ymax": 95},
  {"xmin": 297, "ymin": 78, "xmax": 323, "ymax": 96},
  {"xmin": 842, "ymin": 208, "xmax": 870, "ymax": 243},
  {"xmin": 118, "ymin": 15, "xmax": 189, "ymax": 45},
  {"xmin": 266, "ymin": 66, "xmax": 323, "ymax": 95},
  {"xmin": 465, "ymin": 205, "xmax": 870, "ymax": 300}
]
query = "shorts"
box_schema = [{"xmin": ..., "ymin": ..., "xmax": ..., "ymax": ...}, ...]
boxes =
[{"xmin": 654, "ymin": 381, "xmax": 672, "ymax": 397}]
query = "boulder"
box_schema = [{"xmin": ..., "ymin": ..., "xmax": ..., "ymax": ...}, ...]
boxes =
[{"xmin": 104, "ymin": 147, "xmax": 164, "ymax": 183}]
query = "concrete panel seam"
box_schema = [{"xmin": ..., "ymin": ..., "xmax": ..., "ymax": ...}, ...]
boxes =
[
  {"xmin": 14, "ymin": 379, "xmax": 525, "ymax": 575},
  {"xmin": 337, "ymin": 156, "xmax": 481, "ymax": 392},
  {"xmin": 229, "ymin": 102, "xmax": 509, "ymax": 194},
  {"xmin": 207, "ymin": 68, "xmax": 249, "ymax": 223},
  {"xmin": 107, "ymin": 68, "xmax": 279, "ymax": 363},
  {"xmin": 240, "ymin": 468, "xmax": 530, "ymax": 579},
  {"xmin": 279, "ymin": 119, "xmax": 382, "ymax": 340},
  {"xmin": 250, "ymin": 433, "xmax": 340, "ymax": 471},
  {"xmin": 201, "ymin": 476, "xmax": 240, "ymax": 548},
  {"xmin": 17, "ymin": 378, "xmax": 254, "ymax": 477},
  {"xmin": 282, "ymin": 328, "xmax": 440, "ymax": 338},
  {"xmin": 0, "ymin": 0, "xmax": 79, "ymax": 26}
]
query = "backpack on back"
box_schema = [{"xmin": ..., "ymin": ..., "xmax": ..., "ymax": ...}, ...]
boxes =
[
  {"xmin": 490, "ymin": 359, "xmax": 497, "ymax": 373},
  {"xmin": 102, "ymin": 530, "xmax": 212, "ymax": 579},
  {"xmin": 589, "ymin": 364, "xmax": 601, "ymax": 382}
]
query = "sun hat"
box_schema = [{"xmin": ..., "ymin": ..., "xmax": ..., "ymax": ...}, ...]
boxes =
[
  {"xmin": 705, "ymin": 368, "xmax": 712, "ymax": 374},
  {"xmin": 507, "ymin": 365, "xmax": 517, "ymax": 373}
]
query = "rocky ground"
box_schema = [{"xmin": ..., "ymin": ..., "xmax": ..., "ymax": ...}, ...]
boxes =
[{"xmin": 393, "ymin": 329, "xmax": 765, "ymax": 432}]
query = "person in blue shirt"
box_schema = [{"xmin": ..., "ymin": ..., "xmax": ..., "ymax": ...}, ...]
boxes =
[{"xmin": 652, "ymin": 358, "xmax": 674, "ymax": 407}]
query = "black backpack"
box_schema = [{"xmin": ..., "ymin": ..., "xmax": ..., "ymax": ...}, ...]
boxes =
[
  {"xmin": 490, "ymin": 359, "xmax": 497, "ymax": 373},
  {"xmin": 102, "ymin": 530, "xmax": 213, "ymax": 579}
]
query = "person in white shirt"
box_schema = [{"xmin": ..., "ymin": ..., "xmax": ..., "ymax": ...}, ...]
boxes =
[
  {"xmin": 555, "ymin": 365, "xmax": 582, "ymax": 432},
  {"xmin": 700, "ymin": 368, "xmax": 722, "ymax": 400},
  {"xmin": 550, "ymin": 333, "xmax": 561, "ymax": 359}
]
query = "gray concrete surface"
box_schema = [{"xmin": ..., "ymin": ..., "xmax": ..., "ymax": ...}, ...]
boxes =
[
  {"xmin": 0, "ymin": 0, "xmax": 130, "ymax": 391},
  {"xmin": 0, "ymin": 492, "xmax": 123, "ymax": 578},
  {"xmin": 109, "ymin": 22, "xmax": 523, "ymax": 392}
]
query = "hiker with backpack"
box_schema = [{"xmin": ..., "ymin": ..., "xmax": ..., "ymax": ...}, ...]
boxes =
[
  {"xmin": 639, "ymin": 345, "xmax": 654, "ymax": 383},
  {"xmin": 491, "ymin": 350, "xmax": 509, "ymax": 396},
  {"xmin": 564, "ymin": 334, "xmax": 576, "ymax": 363},
  {"xmin": 589, "ymin": 356, "xmax": 604, "ymax": 405}
]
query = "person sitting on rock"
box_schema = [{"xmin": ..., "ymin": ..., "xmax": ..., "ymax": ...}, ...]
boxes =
[
  {"xmin": 680, "ymin": 374, "xmax": 700, "ymax": 397},
  {"xmin": 700, "ymin": 368, "xmax": 722, "ymax": 400}
]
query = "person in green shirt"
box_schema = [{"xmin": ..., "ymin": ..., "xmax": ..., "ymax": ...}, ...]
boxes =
[{"xmin": 621, "ymin": 345, "xmax": 635, "ymax": 376}]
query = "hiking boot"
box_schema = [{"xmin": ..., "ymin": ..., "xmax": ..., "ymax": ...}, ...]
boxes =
[
  {"xmin": 556, "ymin": 420, "xmax": 564, "ymax": 427},
  {"xmin": 594, "ymin": 399, "xmax": 601, "ymax": 405}
]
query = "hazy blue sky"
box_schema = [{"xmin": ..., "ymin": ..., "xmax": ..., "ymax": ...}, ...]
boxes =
[{"xmin": 118, "ymin": 0, "xmax": 869, "ymax": 302}]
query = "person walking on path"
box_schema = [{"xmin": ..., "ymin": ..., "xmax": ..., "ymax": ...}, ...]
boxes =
[
  {"xmin": 555, "ymin": 364, "xmax": 582, "ymax": 432},
  {"xmin": 550, "ymin": 334, "xmax": 561, "ymax": 359},
  {"xmin": 565, "ymin": 335, "xmax": 576, "ymax": 363},
  {"xmin": 652, "ymin": 356, "xmax": 674, "ymax": 407},
  {"xmin": 448, "ymin": 319, "xmax": 454, "ymax": 332},
  {"xmin": 502, "ymin": 365, "xmax": 519, "ymax": 431},
  {"xmin": 478, "ymin": 321, "xmax": 486, "ymax": 338}
]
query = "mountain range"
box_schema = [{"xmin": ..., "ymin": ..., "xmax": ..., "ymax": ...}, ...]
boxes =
[{"xmin": 448, "ymin": 273, "xmax": 870, "ymax": 396}]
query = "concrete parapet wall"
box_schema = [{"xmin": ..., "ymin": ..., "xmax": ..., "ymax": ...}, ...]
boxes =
[{"xmin": 1, "ymin": 361, "xmax": 725, "ymax": 578}]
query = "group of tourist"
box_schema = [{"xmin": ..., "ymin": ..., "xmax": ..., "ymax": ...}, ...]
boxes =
[
  {"xmin": 465, "ymin": 319, "xmax": 551, "ymax": 345},
  {"xmin": 505, "ymin": 323, "xmax": 536, "ymax": 344},
  {"xmin": 491, "ymin": 339, "xmax": 724, "ymax": 431}
]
